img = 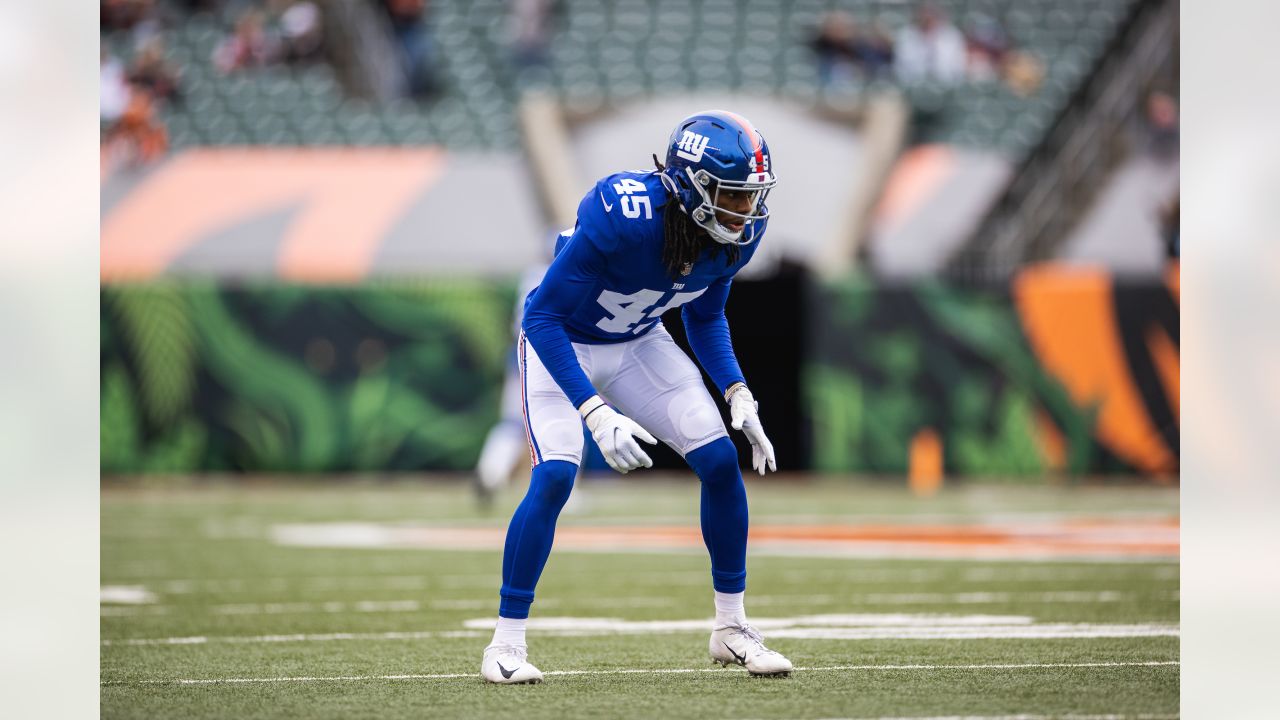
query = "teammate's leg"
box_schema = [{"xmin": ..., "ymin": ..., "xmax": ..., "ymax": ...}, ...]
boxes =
[
  {"xmin": 475, "ymin": 346, "xmax": 528, "ymax": 503},
  {"xmin": 482, "ymin": 333, "xmax": 586, "ymax": 684}
]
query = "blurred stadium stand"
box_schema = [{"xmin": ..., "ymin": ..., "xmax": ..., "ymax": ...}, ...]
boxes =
[
  {"xmin": 100, "ymin": 0, "xmax": 1136, "ymax": 154},
  {"xmin": 944, "ymin": 0, "xmax": 1178, "ymax": 282}
]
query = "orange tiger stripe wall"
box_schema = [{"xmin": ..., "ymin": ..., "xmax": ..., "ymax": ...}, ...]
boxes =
[{"xmin": 1013, "ymin": 263, "xmax": 1179, "ymax": 477}]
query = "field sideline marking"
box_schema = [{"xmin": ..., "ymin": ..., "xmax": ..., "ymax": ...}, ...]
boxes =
[
  {"xmin": 271, "ymin": 520, "xmax": 1179, "ymax": 561},
  {"xmin": 100, "ymin": 660, "xmax": 1180, "ymax": 686},
  {"xmin": 100, "ymin": 565, "xmax": 1178, "ymax": 590}
]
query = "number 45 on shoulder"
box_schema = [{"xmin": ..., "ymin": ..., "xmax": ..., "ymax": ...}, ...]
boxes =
[{"xmin": 613, "ymin": 178, "xmax": 652, "ymax": 219}]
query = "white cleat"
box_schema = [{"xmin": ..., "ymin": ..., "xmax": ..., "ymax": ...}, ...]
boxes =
[
  {"xmin": 709, "ymin": 623, "xmax": 794, "ymax": 677},
  {"xmin": 481, "ymin": 643, "xmax": 544, "ymax": 684}
]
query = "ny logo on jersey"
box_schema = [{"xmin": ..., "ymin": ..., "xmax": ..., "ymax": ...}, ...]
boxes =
[{"xmin": 675, "ymin": 131, "xmax": 711, "ymax": 162}]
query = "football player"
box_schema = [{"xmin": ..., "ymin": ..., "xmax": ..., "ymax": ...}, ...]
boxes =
[{"xmin": 481, "ymin": 110, "xmax": 793, "ymax": 683}]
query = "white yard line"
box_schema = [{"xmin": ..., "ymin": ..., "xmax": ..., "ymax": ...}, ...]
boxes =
[
  {"xmin": 103, "ymin": 599, "xmax": 425, "ymax": 617},
  {"xmin": 752, "ymin": 591, "xmax": 1180, "ymax": 606},
  {"xmin": 104, "ymin": 613, "xmax": 1178, "ymax": 646},
  {"xmin": 768, "ymin": 625, "xmax": 1178, "ymax": 640},
  {"xmin": 102, "ymin": 630, "xmax": 485, "ymax": 647},
  {"xmin": 823, "ymin": 715, "xmax": 1179, "ymax": 720},
  {"xmin": 100, "ymin": 660, "xmax": 1179, "ymax": 686},
  {"xmin": 100, "ymin": 589, "xmax": 1178, "ymax": 618},
  {"xmin": 100, "ymin": 586, "xmax": 157, "ymax": 604}
]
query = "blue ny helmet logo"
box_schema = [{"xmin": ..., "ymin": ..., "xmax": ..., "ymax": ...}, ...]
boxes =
[{"xmin": 675, "ymin": 130, "xmax": 711, "ymax": 162}]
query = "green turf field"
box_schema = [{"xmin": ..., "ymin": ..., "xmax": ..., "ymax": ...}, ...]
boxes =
[{"xmin": 101, "ymin": 477, "xmax": 1179, "ymax": 719}]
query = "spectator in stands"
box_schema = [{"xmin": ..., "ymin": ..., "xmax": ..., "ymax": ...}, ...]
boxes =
[
  {"xmin": 103, "ymin": 0, "xmax": 165, "ymax": 49},
  {"xmin": 893, "ymin": 3, "xmax": 966, "ymax": 85},
  {"xmin": 103, "ymin": 80, "xmax": 169, "ymax": 167},
  {"xmin": 174, "ymin": 0, "xmax": 223, "ymax": 11},
  {"xmin": 101, "ymin": 48, "xmax": 131, "ymax": 126},
  {"xmin": 962, "ymin": 14, "xmax": 1043, "ymax": 96},
  {"xmin": 101, "ymin": 0, "xmax": 151, "ymax": 31},
  {"xmin": 1160, "ymin": 194, "xmax": 1179, "ymax": 260},
  {"xmin": 860, "ymin": 22, "xmax": 895, "ymax": 79},
  {"xmin": 214, "ymin": 9, "xmax": 277, "ymax": 73},
  {"xmin": 964, "ymin": 14, "xmax": 1009, "ymax": 83},
  {"xmin": 509, "ymin": 0, "xmax": 564, "ymax": 72},
  {"xmin": 810, "ymin": 11, "xmax": 895, "ymax": 88},
  {"xmin": 382, "ymin": 0, "xmax": 437, "ymax": 99},
  {"xmin": 275, "ymin": 0, "xmax": 325, "ymax": 64},
  {"xmin": 1002, "ymin": 52, "xmax": 1044, "ymax": 96},
  {"xmin": 128, "ymin": 37, "xmax": 183, "ymax": 107},
  {"xmin": 1143, "ymin": 91, "xmax": 1179, "ymax": 162}
]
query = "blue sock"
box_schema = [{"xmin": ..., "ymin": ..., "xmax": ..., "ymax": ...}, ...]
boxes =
[
  {"xmin": 687, "ymin": 438, "xmax": 748, "ymax": 593},
  {"xmin": 499, "ymin": 459, "xmax": 577, "ymax": 619}
]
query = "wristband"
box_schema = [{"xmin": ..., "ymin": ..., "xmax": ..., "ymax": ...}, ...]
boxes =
[
  {"xmin": 578, "ymin": 395, "xmax": 607, "ymax": 421},
  {"xmin": 723, "ymin": 382, "xmax": 748, "ymax": 403}
]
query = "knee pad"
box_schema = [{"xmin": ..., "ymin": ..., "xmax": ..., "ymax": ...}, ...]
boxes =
[
  {"xmin": 686, "ymin": 437, "xmax": 740, "ymax": 483},
  {"xmin": 530, "ymin": 459, "xmax": 577, "ymax": 508}
]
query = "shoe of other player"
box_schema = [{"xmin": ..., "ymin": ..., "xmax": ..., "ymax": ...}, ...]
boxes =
[
  {"xmin": 481, "ymin": 643, "xmax": 544, "ymax": 684},
  {"xmin": 709, "ymin": 623, "xmax": 793, "ymax": 677}
]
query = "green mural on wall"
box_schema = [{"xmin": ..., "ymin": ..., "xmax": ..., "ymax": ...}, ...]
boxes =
[
  {"xmin": 101, "ymin": 281, "xmax": 516, "ymax": 473},
  {"xmin": 805, "ymin": 278, "xmax": 1104, "ymax": 476},
  {"xmin": 102, "ymin": 275, "xmax": 1176, "ymax": 476}
]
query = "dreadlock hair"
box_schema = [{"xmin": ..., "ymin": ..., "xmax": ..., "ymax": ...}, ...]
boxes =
[{"xmin": 653, "ymin": 154, "xmax": 739, "ymax": 280}]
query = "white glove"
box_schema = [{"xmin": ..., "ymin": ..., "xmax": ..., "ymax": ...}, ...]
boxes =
[
  {"xmin": 727, "ymin": 385, "xmax": 777, "ymax": 476},
  {"xmin": 579, "ymin": 396, "xmax": 657, "ymax": 474}
]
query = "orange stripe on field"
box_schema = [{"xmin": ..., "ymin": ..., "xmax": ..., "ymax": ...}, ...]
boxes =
[{"xmin": 382, "ymin": 518, "xmax": 1179, "ymax": 558}]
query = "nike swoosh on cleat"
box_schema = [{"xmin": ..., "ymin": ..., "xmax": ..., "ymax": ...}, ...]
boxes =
[
  {"xmin": 600, "ymin": 192, "xmax": 613, "ymax": 212},
  {"xmin": 497, "ymin": 662, "xmax": 518, "ymax": 680},
  {"xmin": 723, "ymin": 642, "xmax": 747, "ymax": 665}
]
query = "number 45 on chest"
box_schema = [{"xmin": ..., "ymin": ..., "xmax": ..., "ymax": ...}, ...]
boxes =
[{"xmin": 596, "ymin": 288, "xmax": 707, "ymax": 334}]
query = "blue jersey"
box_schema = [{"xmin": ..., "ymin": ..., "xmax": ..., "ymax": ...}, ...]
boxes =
[{"xmin": 522, "ymin": 170, "xmax": 765, "ymax": 408}]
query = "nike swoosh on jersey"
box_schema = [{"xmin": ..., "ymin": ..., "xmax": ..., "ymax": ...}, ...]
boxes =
[{"xmin": 600, "ymin": 192, "xmax": 613, "ymax": 212}]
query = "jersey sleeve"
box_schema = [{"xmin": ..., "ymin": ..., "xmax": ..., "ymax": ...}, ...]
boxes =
[
  {"xmin": 521, "ymin": 224, "xmax": 606, "ymax": 409},
  {"xmin": 680, "ymin": 274, "xmax": 746, "ymax": 396}
]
